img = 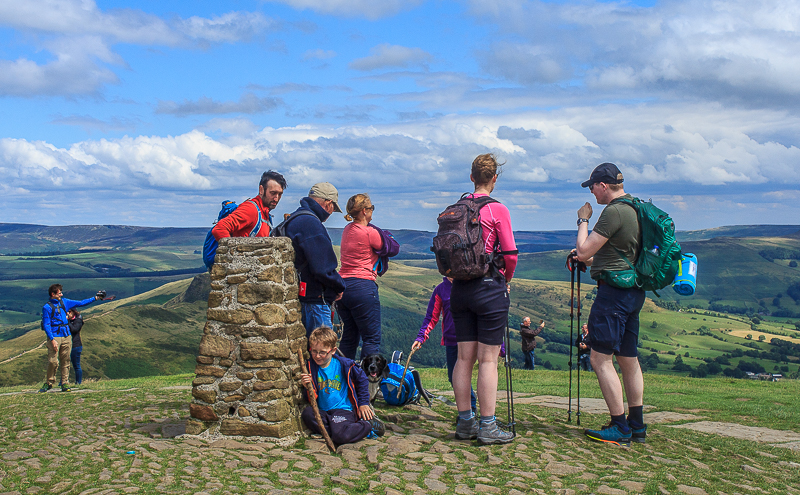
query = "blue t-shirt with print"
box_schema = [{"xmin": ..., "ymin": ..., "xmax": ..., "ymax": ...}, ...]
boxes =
[{"xmin": 316, "ymin": 358, "xmax": 352, "ymax": 412}]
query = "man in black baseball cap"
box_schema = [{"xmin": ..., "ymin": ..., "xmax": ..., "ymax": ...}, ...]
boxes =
[
  {"xmin": 573, "ymin": 162, "xmax": 648, "ymax": 446},
  {"xmin": 581, "ymin": 162, "xmax": 624, "ymax": 189}
]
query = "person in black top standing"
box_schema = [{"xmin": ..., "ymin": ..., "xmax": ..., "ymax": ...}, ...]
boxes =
[{"xmin": 67, "ymin": 309, "xmax": 85, "ymax": 386}]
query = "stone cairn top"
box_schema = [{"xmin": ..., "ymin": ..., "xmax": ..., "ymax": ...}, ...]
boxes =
[{"xmin": 187, "ymin": 237, "xmax": 306, "ymax": 439}]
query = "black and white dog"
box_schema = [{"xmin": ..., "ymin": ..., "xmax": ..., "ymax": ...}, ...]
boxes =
[{"xmin": 361, "ymin": 354, "xmax": 387, "ymax": 403}]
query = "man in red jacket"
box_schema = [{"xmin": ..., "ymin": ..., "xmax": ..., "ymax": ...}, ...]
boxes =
[{"xmin": 212, "ymin": 170, "xmax": 287, "ymax": 239}]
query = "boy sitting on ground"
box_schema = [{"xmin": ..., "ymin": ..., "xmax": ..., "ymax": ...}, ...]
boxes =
[{"xmin": 300, "ymin": 326, "xmax": 385, "ymax": 444}]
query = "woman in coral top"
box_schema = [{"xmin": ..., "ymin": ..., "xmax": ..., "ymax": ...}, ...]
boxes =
[{"xmin": 337, "ymin": 194, "xmax": 384, "ymax": 360}]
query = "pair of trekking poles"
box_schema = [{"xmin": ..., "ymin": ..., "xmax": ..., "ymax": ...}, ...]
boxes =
[{"xmin": 566, "ymin": 252, "xmax": 587, "ymax": 425}]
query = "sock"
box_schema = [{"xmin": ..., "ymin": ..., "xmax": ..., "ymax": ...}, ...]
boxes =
[
  {"xmin": 458, "ymin": 410, "xmax": 474, "ymax": 421},
  {"xmin": 480, "ymin": 415, "xmax": 496, "ymax": 427},
  {"xmin": 611, "ymin": 414, "xmax": 630, "ymax": 432},
  {"xmin": 627, "ymin": 406, "xmax": 644, "ymax": 429}
]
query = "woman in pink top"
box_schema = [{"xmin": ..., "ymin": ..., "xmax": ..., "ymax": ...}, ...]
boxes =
[
  {"xmin": 451, "ymin": 153, "xmax": 518, "ymax": 446},
  {"xmin": 337, "ymin": 194, "xmax": 384, "ymax": 360}
]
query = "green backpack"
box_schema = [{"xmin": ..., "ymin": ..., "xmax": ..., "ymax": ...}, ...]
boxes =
[{"xmin": 600, "ymin": 197, "xmax": 682, "ymax": 296}]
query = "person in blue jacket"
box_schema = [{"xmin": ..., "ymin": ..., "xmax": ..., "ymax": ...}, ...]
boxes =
[
  {"xmin": 300, "ymin": 326, "xmax": 384, "ymax": 445},
  {"xmin": 39, "ymin": 284, "xmax": 103, "ymax": 393},
  {"xmin": 282, "ymin": 183, "xmax": 347, "ymax": 336}
]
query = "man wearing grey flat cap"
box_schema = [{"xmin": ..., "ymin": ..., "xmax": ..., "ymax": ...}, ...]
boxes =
[{"xmin": 279, "ymin": 182, "xmax": 346, "ymax": 336}]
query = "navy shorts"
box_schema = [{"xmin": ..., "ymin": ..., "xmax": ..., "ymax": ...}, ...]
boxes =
[
  {"xmin": 451, "ymin": 275, "xmax": 509, "ymax": 346},
  {"xmin": 587, "ymin": 283, "xmax": 646, "ymax": 357}
]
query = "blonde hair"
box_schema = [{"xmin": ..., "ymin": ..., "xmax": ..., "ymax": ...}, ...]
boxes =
[
  {"xmin": 344, "ymin": 193, "xmax": 372, "ymax": 222},
  {"xmin": 471, "ymin": 153, "xmax": 503, "ymax": 185},
  {"xmin": 607, "ymin": 183, "xmax": 623, "ymax": 192},
  {"xmin": 308, "ymin": 326, "xmax": 338, "ymax": 349}
]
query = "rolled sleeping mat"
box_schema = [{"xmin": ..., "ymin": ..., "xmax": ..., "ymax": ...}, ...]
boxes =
[{"xmin": 673, "ymin": 253, "xmax": 697, "ymax": 296}]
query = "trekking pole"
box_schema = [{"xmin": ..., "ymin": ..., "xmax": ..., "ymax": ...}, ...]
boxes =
[
  {"xmin": 396, "ymin": 347, "xmax": 418, "ymax": 400},
  {"xmin": 331, "ymin": 302, "xmax": 345, "ymax": 357},
  {"xmin": 576, "ymin": 262, "xmax": 583, "ymax": 426},
  {"xmin": 504, "ymin": 311, "xmax": 516, "ymax": 436},
  {"xmin": 567, "ymin": 254, "xmax": 576, "ymax": 423},
  {"xmin": 296, "ymin": 349, "xmax": 336, "ymax": 453}
]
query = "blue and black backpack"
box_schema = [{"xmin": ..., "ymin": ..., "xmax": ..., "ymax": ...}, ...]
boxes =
[
  {"xmin": 380, "ymin": 351, "xmax": 432, "ymax": 407},
  {"xmin": 202, "ymin": 200, "xmax": 263, "ymax": 269}
]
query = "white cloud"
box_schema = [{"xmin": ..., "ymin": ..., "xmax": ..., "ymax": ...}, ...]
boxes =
[
  {"xmin": 303, "ymin": 49, "xmax": 336, "ymax": 61},
  {"xmin": 349, "ymin": 44, "xmax": 433, "ymax": 71},
  {"xmin": 261, "ymin": 0, "xmax": 424, "ymax": 20},
  {"xmin": 0, "ymin": 1, "xmax": 272, "ymax": 97}
]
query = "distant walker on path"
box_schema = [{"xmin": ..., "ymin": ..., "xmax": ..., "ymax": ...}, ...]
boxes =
[{"xmin": 520, "ymin": 317, "xmax": 545, "ymax": 370}]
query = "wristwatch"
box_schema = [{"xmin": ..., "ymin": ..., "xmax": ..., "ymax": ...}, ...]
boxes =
[{"xmin": 577, "ymin": 218, "xmax": 589, "ymax": 227}]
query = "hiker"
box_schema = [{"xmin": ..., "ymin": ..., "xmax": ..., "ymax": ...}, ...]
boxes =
[
  {"xmin": 576, "ymin": 323, "xmax": 593, "ymax": 372},
  {"xmin": 411, "ymin": 276, "xmax": 477, "ymax": 412},
  {"xmin": 300, "ymin": 326, "xmax": 385, "ymax": 444},
  {"xmin": 67, "ymin": 309, "xmax": 85, "ymax": 386},
  {"xmin": 520, "ymin": 317, "xmax": 545, "ymax": 370},
  {"xmin": 39, "ymin": 285, "xmax": 103, "ymax": 393},
  {"xmin": 451, "ymin": 153, "xmax": 519, "ymax": 445},
  {"xmin": 211, "ymin": 170, "xmax": 286, "ymax": 239},
  {"xmin": 282, "ymin": 183, "xmax": 346, "ymax": 336},
  {"xmin": 575, "ymin": 162, "xmax": 647, "ymax": 444},
  {"xmin": 338, "ymin": 194, "xmax": 398, "ymax": 360}
]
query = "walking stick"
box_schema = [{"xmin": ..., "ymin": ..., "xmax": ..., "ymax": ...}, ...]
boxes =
[
  {"xmin": 504, "ymin": 312, "xmax": 516, "ymax": 436},
  {"xmin": 567, "ymin": 254, "xmax": 576, "ymax": 423},
  {"xmin": 576, "ymin": 263, "xmax": 583, "ymax": 426},
  {"xmin": 396, "ymin": 347, "xmax": 418, "ymax": 400},
  {"xmin": 297, "ymin": 349, "xmax": 336, "ymax": 453}
]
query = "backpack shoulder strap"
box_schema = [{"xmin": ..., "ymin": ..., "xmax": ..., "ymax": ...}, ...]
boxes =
[{"xmin": 244, "ymin": 200, "xmax": 263, "ymax": 237}]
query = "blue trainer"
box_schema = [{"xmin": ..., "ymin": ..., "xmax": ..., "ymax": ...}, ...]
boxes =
[
  {"xmin": 629, "ymin": 423, "xmax": 647, "ymax": 443},
  {"xmin": 584, "ymin": 423, "xmax": 632, "ymax": 445}
]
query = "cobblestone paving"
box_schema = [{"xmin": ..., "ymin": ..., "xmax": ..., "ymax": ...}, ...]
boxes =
[{"xmin": 1, "ymin": 385, "xmax": 798, "ymax": 494}]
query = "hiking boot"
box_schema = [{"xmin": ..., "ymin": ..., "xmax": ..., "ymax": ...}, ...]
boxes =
[
  {"xmin": 60, "ymin": 384, "xmax": 71, "ymax": 392},
  {"xmin": 369, "ymin": 417, "xmax": 385, "ymax": 438},
  {"xmin": 584, "ymin": 422, "xmax": 631, "ymax": 445},
  {"xmin": 455, "ymin": 416, "xmax": 478, "ymax": 440},
  {"xmin": 630, "ymin": 423, "xmax": 647, "ymax": 443},
  {"xmin": 477, "ymin": 422, "xmax": 515, "ymax": 445},
  {"xmin": 38, "ymin": 383, "xmax": 52, "ymax": 393}
]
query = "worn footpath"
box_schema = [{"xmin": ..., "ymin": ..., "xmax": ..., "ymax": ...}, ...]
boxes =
[{"xmin": 1, "ymin": 381, "xmax": 799, "ymax": 495}]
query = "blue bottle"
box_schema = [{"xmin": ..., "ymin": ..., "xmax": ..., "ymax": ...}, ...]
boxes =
[{"xmin": 672, "ymin": 253, "xmax": 697, "ymax": 296}]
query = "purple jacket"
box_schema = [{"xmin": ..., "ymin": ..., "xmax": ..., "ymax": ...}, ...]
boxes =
[
  {"xmin": 369, "ymin": 223, "xmax": 400, "ymax": 277},
  {"xmin": 416, "ymin": 277, "xmax": 456, "ymax": 346}
]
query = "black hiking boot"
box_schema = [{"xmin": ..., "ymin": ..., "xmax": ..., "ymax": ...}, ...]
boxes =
[{"xmin": 455, "ymin": 416, "xmax": 478, "ymax": 440}]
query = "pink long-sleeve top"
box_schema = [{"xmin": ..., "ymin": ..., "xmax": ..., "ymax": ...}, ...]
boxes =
[
  {"xmin": 339, "ymin": 222, "xmax": 382, "ymax": 281},
  {"xmin": 472, "ymin": 193, "xmax": 518, "ymax": 282}
]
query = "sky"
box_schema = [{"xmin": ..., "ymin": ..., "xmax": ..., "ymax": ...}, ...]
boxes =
[{"xmin": 1, "ymin": 0, "xmax": 799, "ymax": 233}]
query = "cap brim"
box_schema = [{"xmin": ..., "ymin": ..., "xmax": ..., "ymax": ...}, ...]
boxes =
[
  {"xmin": 581, "ymin": 179, "xmax": 595, "ymax": 188},
  {"xmin": 332, "ymin": 202, "xmax": 342, "ymax": 213}
]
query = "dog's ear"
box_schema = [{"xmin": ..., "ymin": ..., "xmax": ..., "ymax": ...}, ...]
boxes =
[{"xmin": 379, "ymin": 356, "xmax": 387, "ymax": 366}]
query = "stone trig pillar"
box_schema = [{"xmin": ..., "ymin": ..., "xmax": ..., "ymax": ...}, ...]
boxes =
[{"xmin": 187, "ymin": 237, "xmax": 306, "ymax": 438}]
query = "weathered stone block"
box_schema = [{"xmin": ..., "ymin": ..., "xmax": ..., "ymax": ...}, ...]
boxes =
[
  {"xmin": 210, "ymin": 264, "xmax": 227, "ymax": 281},
  {"xmin": 240, "ymin": 342, "xmax": 291, "ymax": 361},
  {"xmin": 238, "ymin": 283, "xmax": 284, "ymax": 305},
  {"xmin": 242, "ymin": 385, "xmax": 252, "ymax": 395},
  {"xmin": 194, "ymin": 365, "xmax": 226, "ymax": 377},
  {"xmin": 284, "ymin": 267, "xmax": 296, "ymax": 285},
  {"xmin": 210, "ymin": 281, "xmax": 225, "ymax": 290},
  {"xmin": 253, "ymin": 380, "xmax": 291, "ymax": 391},
  {"xmin": 256, "ymin": 369, "xmax": 285, "ymax": 381},
  {"xmin": 192, "ymin": 388, "xmax": 217, "ymax": 403},
  {"xmin": 254, "ymin": 304, "xmax": 287, "ymax": 325},
  {"xmin": 192, "ymin": 377, "xmax": 216, "ymax": 386},
  {"xmin": 257, "ymin": 266, "xmax": 282, "ymax": 283},
  {"xmin": 185, "ymin": 419, "xmax": 209, "ymax": 435},
  {"xmin": 238, "ymin": 407, "xmax": 251, "ymax": 417},
  {"xmin": 207, "ymin": 291, "xmax": 224, "ymax": 308},
  {"xmin": 287, "ymin": 322, "xmax": 306, "ymax": 340},
  {"xmin": 224, "ymin": 394, "xmax": 246, "ymax": 402},
  {"xmin": 218, "ymin": 380, "xmax": 242, "ymax": 392},
  {"xmin": 257, "ymin": 401, "xmax": 291, "ymax": 422},
  {"xmin": 207, "ymin": 308, "xmax": 253, "ymax": 325},
  {"xmin": 219, "ymin": 359, "xmax": 233, "ymax": 367},
  {"xmin": 251, "ymin": 390, "xmax": 284, "ymax": 402},
  {"xmin": 199, "ymin": 335, "xmax": 234, "ymax": 358},
  {"xmin": 196, "ymin": 356, "xmax": 213, "ymax": 365},
  {"xmin": 190, "ymin": 404, "xmax": 219, "ymax": 421},
  {"xmin": 240, "ymin": 360, "xmax": 282, "ymax": 368},
  {"xmin": 220, "ymin": 419, "xmax": 276, "ymax": 437},
  {"xmin": 236, "ymin": 372, "xmax": 254, "ymax": 380},
  {"xmin": 227, "ymin": 274, "xmax": 248, "ymax": 284}
]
